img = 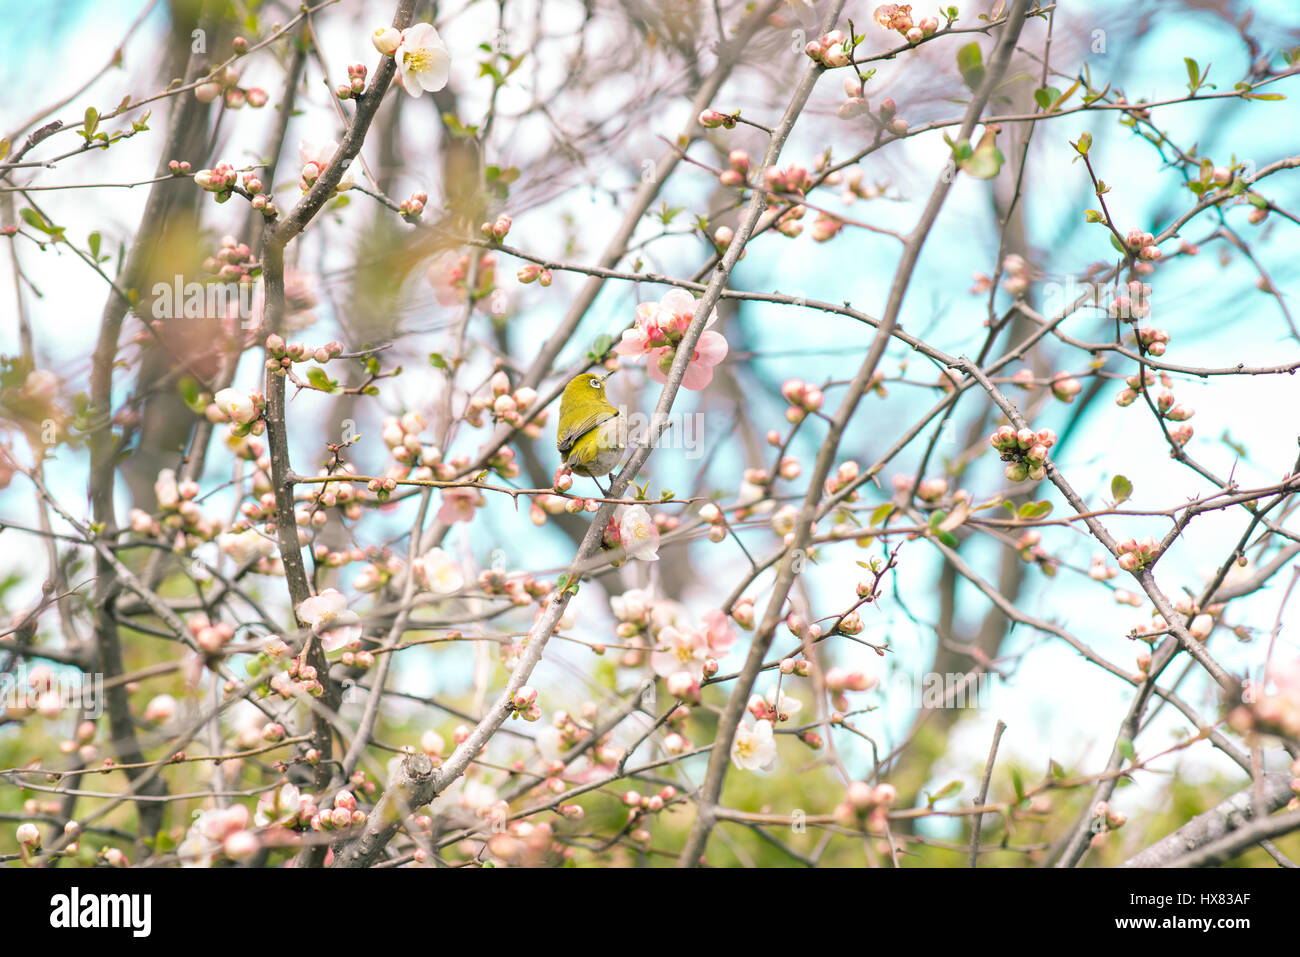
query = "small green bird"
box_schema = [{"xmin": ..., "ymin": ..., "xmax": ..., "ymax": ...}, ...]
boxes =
[{"xmin": 556, "ymin": 371, "xmax": 624, "ymax": 494}]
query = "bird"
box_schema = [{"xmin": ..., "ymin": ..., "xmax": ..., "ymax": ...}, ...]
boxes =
[{"xmin": 556, "ymin": 371, "xmax": 624, "ymax": 495}]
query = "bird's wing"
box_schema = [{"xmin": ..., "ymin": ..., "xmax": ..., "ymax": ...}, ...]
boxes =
[{"xmin": 557, "ymin": 408, "xmax": 616, "ymax": 454}]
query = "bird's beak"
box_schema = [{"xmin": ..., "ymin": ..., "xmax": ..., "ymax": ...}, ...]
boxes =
[{"xmin": 598, "ymin": 369, "xmax": 617, "ymax": 384}]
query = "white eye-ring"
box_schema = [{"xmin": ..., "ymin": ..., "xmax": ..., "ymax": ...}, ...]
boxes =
[{"xmin": 591, "ymin": 379, "xmax": 602, "ymax": 388}]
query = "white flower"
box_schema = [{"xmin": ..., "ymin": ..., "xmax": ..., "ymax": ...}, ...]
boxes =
[
  {"xmin": 217, "ymin": 528, "xmax": 275, "ymax": 564},
  {"xmin": 731, "ymin": 718, "xmax": 777, "ymax": 771},
  {"xmin": 254, "ymin": 782, "xmax": 302, "ymax": 827},
  {"xmin": 395, "ymin": 23, "xmax": 451, "ymax": 97},
  {"xmin": 617, "ymin": 505, "xmax": 660, "ymax": 562},
  {"xmin": 295, "ymin": 588, "xmax": 362, "ymax": 652},
  {"xmin": 771, "ymin": 504, "xmax": 799, "ymax": 537},
  {"xmin": 155, "ymin": 468, "xmax": 179, "ymax": 509},
  {"xmin": 412, "ymin": 546, "xmax": 464, "ymax": 594},
  {"xmin": 651, "ymin": 625, "xmax": 708, "ymax": 680},
  {"xmin": 213, "ymin": 387, "xmax": 257, "ymax": 425},
  {"xmin": 298, "ymin": 140, "xmax": 356, "ymax": 192},
  {"xmin": 764, "ymin": 687, "xmax": 803, "ymax": 720},
  {"xmin": 611, "ymin": 587, "xmax": 653, "ymax": 623}
]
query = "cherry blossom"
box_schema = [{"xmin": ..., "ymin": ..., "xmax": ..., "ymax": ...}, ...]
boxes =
[
  {"xmin": 616, "ymin": 289, "xmax": 729, "ymax": 391},
  {"xmin": 295, "ymin": 588, "xmax": 363, "ymax": 652},
  {"xmin": 394, "ymin": 23, "xmax": 451, "ymax": 97},
  {"xmin": 731, "ymin": 717, "xmax": 777, "ymax": 771},
  {"xmin": 413, "ymin": 546, "xmax": 465, "ymax": 594}
]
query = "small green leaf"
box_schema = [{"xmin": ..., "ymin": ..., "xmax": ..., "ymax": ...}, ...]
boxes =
[
  {"xmin": 938, "ymin": 530, "xmax": 960, "ymax": 548},
  {"xmin": 428, "ymin": 352, "xmax": 447, "ymax": 369},
  {"xmin": 957, "ymin": 42, "xmax": 985, "ymax": 91},
  {"xmin": 869, "ymin": 503, "xmax": 894, "ymax": 526},
  {"xmin": 1118, "ymin": 739, "xmax": 1135, "ymax": 762},
  {"xmin": 1018, "ymin": 500, "xmax": 1053, "ymax": 519},
  {"xmin": 1184, "ymin": 57, "xmax": 1199, "ymax": 91},
  {"xmin": 931, "ymin": 780, "xmax": 962, "ymax": 802},
  {"xmin": 1075, "ymin": 131, "xmax": 1092, "ymax": 155},
  {"xmin": 1111, "ymin": 474, "xmax": 1132, "ymax": 505},
  {"xmin": 1011, "ymin": 767, "xmax": 1025, "ymax": 803},
  {"xmin": 88, "ymin": 231, "xmax": 102, "ymax": 260},
  {"xmin": 1084, "ymin": 209, "xmax": 1104, "ymax": 223}
]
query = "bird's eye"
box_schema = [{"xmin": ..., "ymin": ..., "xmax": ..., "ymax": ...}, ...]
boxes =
[{"xmin": 590, "ymin": 379, "xmax": 602, "ymax": 389}]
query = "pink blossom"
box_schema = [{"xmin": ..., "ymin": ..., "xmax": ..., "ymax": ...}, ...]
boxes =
[
  {"xmin": 437, "ymin": 486, "xmax": 484, "ymax": 524},
  {"xmin": 618, "ymin": 290, "xmax": 728, "ymax": 391}
]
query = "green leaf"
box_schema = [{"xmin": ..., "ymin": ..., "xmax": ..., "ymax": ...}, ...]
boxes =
[
  {"xmin": 1109, "ymin": 232, "xmax": 1128, "ymax": 255},
  {"xmin": 1184, "ymin": 57, "xmax": 1199, "ymax": 91},
  {"xmin": 428, "ymin": 352, "xmax": 447, "ymax": 369},
  {"xmin": 88, "ymin": 231, "xmax": 101, "ymax": 261},
  {"xmin": 1033, "ymin": 87, "xmax": 1057, "ymax": 110},
  {"xmin": 306, "ymin": 367, "xmax": 339, "ymax": 393},
  {"xmin": 1118, "ymin": 739, "xmax": 1135, "ymax": 762},
  {"xmin": 590, "ymin": 333, "xmax": 613, "ymax": 359},
  {"xmin": 1018, "ymin": 500, "xmax": 1053, "ymax": 519},
  {"xmin": 1074, "ymin": 131, "xmax": 1092, "ymax": 155},
  {"xmin": 930, "ymin": 780, "xmax": 963, "ymax": 803},
  {"xmin": 83, "ymin": 106, "xmax": 99, "ymax": 139},
  {"xmin": 869, "ymin": 503, "xmax": 894, "ymax": 526},
  {"xmin": 938, "ymin": 530, "xmax": 960, "ymax": 548},
  {"xmin": 1011, "ymin": 766, "xmax": 1025, "ymax": 803},
  {"xmin": 1111, "ymin": 474, "xmax": 1132, "ymax": 505},
  {"xmin": 177, "ymin": 375, "xmax": 205, "ymax": 413},
  {"xmin": 957, "ymin": 42, "xmax": 985, "ymax": 92},
  {"xmin": 1084, "ymin": 209, "xmax": 1104, "ymax": 223}
]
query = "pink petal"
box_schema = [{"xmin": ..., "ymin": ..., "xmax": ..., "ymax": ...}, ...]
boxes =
[
  {"xmin": 695, "ymin": 330, "xmax": 728, "ymax": 366},
  {"xmin": 681, "ymin": 361, "xmax": 714, "ymax": 391}
]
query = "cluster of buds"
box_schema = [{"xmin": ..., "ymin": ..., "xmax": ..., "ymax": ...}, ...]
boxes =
[
  {"xmin": 264, "ymin": 334, "xmax": 345, "ymax": 369},
  {"xmin": 1050, "ymin": 373, "xmax": 1083, "ymax": 403},
  {"xmin": 804, "ymin": 30, "xmax": 854, "ymax": 68},
  {"xmin": 352, "ymin": 552, "xmax": 403, "ymax": 593},
  {"xmin": 207, "ymin": 388, "xmax": 265, "ymax": 435},
  {"xmin": 1227, "ymin": 662, "xmax": 1300, "ymax": 743},
  {"xmin": 487, "ymin": 370, "xmax": 540, "ymax": 431},
  {"xmin": 876, "ymin": 97, "xmax": 908, "ymax": 135},
  {"xmin": 1124, "ymin": 228, "xmax": 1162, "ymax": 263},
  {"xmin": 166, "ymin": 159, "xmax": 192, "ymax": 177},
  {"xmin": 203, "ymin": 234, "xmax": 258, "ymax": 283},
  {"xmin": 478, "ymin": 569, "xmax": 551, "ymax": 605},
  {"xmin": 399, "ymin": 189, "xmax": 428, "ymax": 221},
  {"xmin": 299, "ymin": 468, "xmax": 362, "ymax": 522},
  {"xmin": 1155, "ymin": 389, "xmax": 1195, "ymax": 422},
  {"xmin": 989, "ymin": 425, "xmax": 1057, "ymax": 482},
  {"xmin": 824, "ymin": 460, "xmax": 861, "ymax": 498},
  {"xmin": 697, "ymin": 108, "xmax": 738, "ymax": 130},
  {"xmin": 838, "ymin": 165, "xmax": 883, "ymax": 203},
  {"xmin": 1001, "ymin": 253, "xmax": 1031, "ymax": 297},
  {"xmin": 311, "ymin": 790, "xmax": 367, "ymax": 832},
  {"xmin": 1115, "ymin": 536, "xmax": 1160, "ymax": 572},
  {"xmin": 137, "ymin": 468, "xmax": 219, "ymax": 545},
  {"xmin": 516, "ymin": 263, "xmax": 553, "ymax": 286},
  {"xmin": 771, "ymin": 203, "xmax": 806, "ymax": 238},
  {"xmin": 716, "ymin": 148, "xmax": 750, "ymax": 189},
  {"xmin": 1108, "ymin": 280, "xmax": 1153, "ymax": 321},
  {"xmin": 193, "ymin": 161, "xmax": 239, "ymax": 200},
  {"xmin": 481, "ymin": 214, "xmax": 512, "ymax": 242},
  {"xmin": 781, "ymin": 378, "xmax": 824, "ymax": 422},
  {"xmin": 1135, "ymin": 326, "xmax": 1170, "ymax": 355},
  {"xmin": 764, "ymin": 163, "xmax": 814, "ymax": 199},
  {"xmin": 1089, "ymin": 553, "xmax": 1118, "ymax": 581},
  {"xmin": 1114, "ymin": 369, "xmax": 1157, "ymax": 406},
  {"xmin": 267, "ymin": 655, "xmax": 325, "ymax": 699},
  {"xmin": 825, "ymin": 666, "xmax": 876, "ymax": 695},
  {"xmin": 696, "ymin": 502, "xmax": 728, "ymax": 544},
  {"xmin": 511, "ymin": 686, "xmax": 542, "ymax": 721},
  {"xmin": 833, "ymin": 780, "xmax": 897, "ymax": 833},
  {"xmin": 622, "ymin": 786, "xmax": 678, "ymax": 821},
  {"xmin": 838, "ymin": 78, "xmax": 871, "ymax": 120},
  {"xmin": 337, "ymin": 63, "xmax": 368, "ymax": 99},
  {"xmin": 1089, "ymin": 801, "xmax": 1128, "ymax": 844},
  {"xmin": 811, "ymin": 212, "xmax": 844, "ymax": 243},
  {"xmin": 194, "ymin": 67, "xmax": 267, "ymax": 110},
  {"xmin": 187, "ymin": 613, "xmax": 236, "ymax": 657}
]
